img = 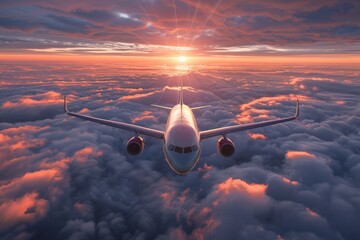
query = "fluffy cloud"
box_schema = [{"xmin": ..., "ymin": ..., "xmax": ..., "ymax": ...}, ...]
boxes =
[{"xmin": 0, "ymin": 61, "xmax": 359, "ymax": 240}]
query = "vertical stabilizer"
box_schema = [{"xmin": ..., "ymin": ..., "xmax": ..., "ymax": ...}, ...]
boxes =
[{"xmin": 179, "ymin": 77, "xmax": 184, "ymax": 105}]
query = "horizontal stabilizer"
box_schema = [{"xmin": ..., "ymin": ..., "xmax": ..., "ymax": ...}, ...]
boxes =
[
  {"xmin": 151, "ymin": 104, "xmax": 172, "ymax": 110},
  {"xmin": 191, "ymin": 105, "xmax": 211, "ymax": 110}
]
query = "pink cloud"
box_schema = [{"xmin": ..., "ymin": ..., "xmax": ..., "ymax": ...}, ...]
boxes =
[
  {"xmin": 0, "ymin": 169, "xmax": 61, "ymax": 197},
  {"xmin": 0, "ymin": 192, "xmax": 48, "ymax": 231},
  {"xmin": 0, "ymin": 125, "xmax": 48, "ymax": 153},
  {"xmin": 131, "ymin": 111, "xmax": 157, "ymax": 123},
  {"xmin": 73, "ymin": 146, "xmax": 103, "ymax": 163},
  {"xmin": 2, "ymin": 91, "xmax": 62, "ymax": 108},
  {"xmin": 237, "ymin": 94, "xmax": 309, "ymax": 123},
  {"xmin": 281, "ymin": 176, "xmax": 299, "ymax": 185},
  {"xmin": 119, "ymin": 92, "xmax": 155, "ymax": 101}
]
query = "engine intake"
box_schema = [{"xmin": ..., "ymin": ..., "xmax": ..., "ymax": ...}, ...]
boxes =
[
  {"xmin": 126, "ymin": 136, "xmax": 144, "ymax": 155},
  {"xmin": 217, "ymin": 137, "xmax": 235, "ymax": 157}
]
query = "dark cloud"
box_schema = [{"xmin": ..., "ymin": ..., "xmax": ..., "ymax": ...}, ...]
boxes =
[
  {"xmin": 296, "ymin": 2, "xmax": 354, "ymax": 23},
  {"xmin": 72, "ymin": 9, "xmax": 115, "ymax": 23},
  {"xmin": 44, "ymin": 14, "xmax": 99, "ymax": 34}
]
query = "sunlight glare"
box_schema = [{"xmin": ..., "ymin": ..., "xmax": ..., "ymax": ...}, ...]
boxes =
[{"xmin": 178, "ymin": 55, "xmax": 187, "ymax": 63}]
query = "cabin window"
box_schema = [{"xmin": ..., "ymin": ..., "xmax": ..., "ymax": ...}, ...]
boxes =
[
  {"xmin": 168, "ymin": 145, "xmax": 198, "ymax": 154},
  {"xmin": 184, "ymin": 146, "xmax": 192, "ymax": 153},
  {"xmin": 174, "ymin": 146, "xmax": 183, "ymax": 153}
]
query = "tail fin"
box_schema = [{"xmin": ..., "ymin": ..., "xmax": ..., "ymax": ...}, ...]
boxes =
[{"xmin": 179, "ymin": 77, "xmax": 184, "ymax": 105}]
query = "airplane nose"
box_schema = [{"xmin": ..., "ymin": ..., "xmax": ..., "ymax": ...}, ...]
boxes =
[{"xmin": 165, "ymin": 151, "xmax": 199, "ymax": 174}]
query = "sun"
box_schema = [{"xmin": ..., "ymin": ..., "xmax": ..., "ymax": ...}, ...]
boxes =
[{"xmin": 178, "ymin": 55, "xmax": 187, "ymax": 63}]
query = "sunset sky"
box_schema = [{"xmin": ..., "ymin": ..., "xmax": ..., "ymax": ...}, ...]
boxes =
[
  {"xmin": 1, "ymin": 0, "xmax": 360, "ymax": 62},
  {"xmin": 1, "ymin": 1, "xmax": 360, "ymax": 240}
]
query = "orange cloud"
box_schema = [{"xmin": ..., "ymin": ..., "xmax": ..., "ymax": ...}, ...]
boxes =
[
  {"xmin": 286, "ymin": 151, "xmax": 316, "ymax": 159},
  {"xmin": 73, "ymin": 146, "xmax": 102, "ymax": 162},
  {"xmin": 0, "ymin": 192, "xmax": 48, "ymax": 231},
  {"xmin": 2, "ymin": 125, "xmax": 49, "ymax": 134},
  {"xmin": 131, "ymin": 111, "xmax": 157, "ymax": 123},
  {"xmin": 237, "ymin": 94, "xmax": 308, "ymax": 123},
  {"xmin": 248, "ymin": 132, "xmax": 267, "ymax": 140},
  {"xmin": 215, "ymin": 178, "xmax": 267, "ymax": 198},
  {"xmin": 10, "ymin": 139, "xmax": 45, "ymax": 151},
  {"xmin": 79, "ymin": 108, "xmax": 89, "ymax": 113},
  {"xmin": 2, "ymin": 91, "xmax": 62, "ymax": 108},
  {"xmin": 0, "ymin": 125, "xmax": 48, "ymax": 152},
  {"xmin": 336, "ymin": 101, "xmax": 346, "ymax": 105},
  {"xmin": 0, "ymin": 169, "xmax": 61, "ymax": 196},
  {"xmin": 119, "ymin": 92, "xmax": 155, "ymax": 101}
]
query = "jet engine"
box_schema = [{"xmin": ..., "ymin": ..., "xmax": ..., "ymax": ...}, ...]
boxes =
[
  {"xmin": 126, "ymin": 136, "xmax": 144, "ymax": 155},
  {"xmin": 217, "ymin": 137, "xmax": 235, "ymax": 157}
]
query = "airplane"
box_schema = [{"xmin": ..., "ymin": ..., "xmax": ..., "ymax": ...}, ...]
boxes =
[{"xmin": 64, "ymin": 82, "xmax": 299, "ymax": 175}]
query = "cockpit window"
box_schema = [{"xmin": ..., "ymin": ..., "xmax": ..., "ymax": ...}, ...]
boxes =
[
  {"xmin": 184, "ymin": 146, "xmax": 192, "ymax": 153},
  {"xmin": 174, "ymin": 146, "xmax": 183, "ymax": 153},
  {"xmin": 167, "ymin": 144, "xmax": 175, "ymax": 151},
  {"xmin": 168, "ymin": 144, "xmax": 198, "ymax": 153}
]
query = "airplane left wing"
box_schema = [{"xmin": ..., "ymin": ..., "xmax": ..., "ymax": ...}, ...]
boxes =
[
  {"xmin": 199, "ymin": 100, "xmax": 299, "ymax": 140},
  {"xmin": 64, "ymin": 95, "xmax": 164, "ymax": 139}
]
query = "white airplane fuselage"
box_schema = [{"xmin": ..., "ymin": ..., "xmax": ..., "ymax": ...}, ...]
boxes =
[{"xmin": 164, "ymin": 104, "xmax": 201, "ymax": 174}]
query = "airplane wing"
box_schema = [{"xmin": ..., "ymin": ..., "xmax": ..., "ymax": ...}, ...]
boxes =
[
  {"xmin": 64, "ymin": 95, "xmax": 164, "ymax": 139},
  {"xmin": 199, "ymin": 100, "xmax": 299, "ymax": 140}
]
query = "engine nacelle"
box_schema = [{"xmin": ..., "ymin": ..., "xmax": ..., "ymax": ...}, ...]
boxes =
[
  {"xmin": 217, "ymin": 137, "xmax": 235, "ymax": 157},
  {"xmin": 126, "ymin": 136, "xmax": 144, "ymax": 155}
]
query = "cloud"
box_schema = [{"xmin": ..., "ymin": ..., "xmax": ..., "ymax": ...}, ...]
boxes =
[
  {"xmin": 248, "ymin": 132, "xmax": 267, "ymax": 140},
  {"xmin": 0, "ymin": 0, "xmax": 360, "ymax": 55},
  {"xmin": 0, "ymin": 60, "xmax": 360, "ymax": 240},
  {"xmin": 0, "ymin": 192, "xmax": 48, "ymax": 231},
  {"xmin": 285, "ymin": 151, "xmax": 316, "ymax": 159},
  {"xmin": 2, "ymin": 91, "xmax": 62, "ymax": 108}
]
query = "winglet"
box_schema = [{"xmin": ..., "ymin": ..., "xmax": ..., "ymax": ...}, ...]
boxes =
[
  {"xmin": 64, "ymin": 94, "xmax": 69, "ymax": 113},
  {"xmin": 295, "ymin": 99, "xmax": 300, "ymax": 118}
]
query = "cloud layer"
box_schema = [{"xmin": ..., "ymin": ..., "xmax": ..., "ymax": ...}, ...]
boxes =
[{"xmin": 0, "ymin": 60, "xmax": 360, "ymax": 239}]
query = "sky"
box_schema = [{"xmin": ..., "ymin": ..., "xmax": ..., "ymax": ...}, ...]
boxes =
[
  {"xmin": 0, "ymin": 0, "xmax": 360, "ymax": 60},
  {"xmin": 1, "ymin": 1, "xmax": 360, "ymax": 240}
]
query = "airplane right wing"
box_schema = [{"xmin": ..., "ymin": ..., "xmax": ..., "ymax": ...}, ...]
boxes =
[
  {"xmin": 64, "ymin": 95, "xmax": 164, "ymax": 139},
  {"xmin": 199, "ymin": 100, "xmax": 299, "ymax": 140}
]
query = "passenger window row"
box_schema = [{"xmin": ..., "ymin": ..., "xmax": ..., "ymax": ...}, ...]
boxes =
[{"xmin": 167, "ymin": 144, "xmax": 198, "ymax": 153}]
